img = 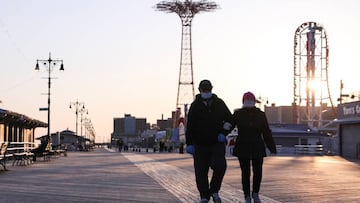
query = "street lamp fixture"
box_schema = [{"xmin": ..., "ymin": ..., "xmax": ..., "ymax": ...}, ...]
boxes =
[
  {"xmin": 256, "ymin": 96, "xmax": 269, "ymax": 110},
  {"xmin": 69, "ymin": 100, "xmax": 88, "ymax": 151},
  {"xmin": 80, "ymin": 108, "xmax": 88, "ymax": 137},
  {"xmin": 35, "ymin": 52, "xmax": 64, "ymax": 140},
  {"xmin": 69, "ymin": 100, "xmax": 86, "ymax": 136},
  {"xmin": 82, "ymin": 117, "xmax": 92, "ymax": 150}
]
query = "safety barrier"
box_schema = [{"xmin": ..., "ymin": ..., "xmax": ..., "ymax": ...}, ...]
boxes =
[{"xmin": 294, "ymin": 144, "xmax": 323, "ymax": 155}]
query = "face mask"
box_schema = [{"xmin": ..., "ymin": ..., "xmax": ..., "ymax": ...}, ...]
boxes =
[
  {"xmin": 243, "ymin": 100, "xmax": 255, "ymax": 107},
  {"xmin": 201, "ymin": 92, "xmax": 212, "ymax": 99}
]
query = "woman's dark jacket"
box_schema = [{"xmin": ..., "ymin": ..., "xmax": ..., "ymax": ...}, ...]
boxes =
[
  {"xmin": 232, "ymin": 107, "xmax": 277, "ymax": 158},
  {"xmin": 186, "ymin": 94, "xmax": 232, "ymax": 146}
]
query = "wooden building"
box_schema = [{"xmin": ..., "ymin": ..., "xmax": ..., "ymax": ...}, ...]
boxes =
[{"xmin": 0, "ymin": 108, "xmax": 47, "ymax": 143}]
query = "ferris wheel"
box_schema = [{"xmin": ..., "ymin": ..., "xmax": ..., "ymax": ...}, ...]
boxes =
[{"xmin": 293, "ymin": 22, "xmax": 336, "ymax": 129}]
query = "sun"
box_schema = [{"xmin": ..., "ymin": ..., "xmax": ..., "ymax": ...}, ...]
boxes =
[{"xmin": 307, "ymin": 79, "xmax": 322, "ymax": 95}]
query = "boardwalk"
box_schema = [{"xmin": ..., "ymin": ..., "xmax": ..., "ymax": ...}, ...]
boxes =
[{"xmin": 1, "ymin": 148, "xmax": 360, "ymax": 203}]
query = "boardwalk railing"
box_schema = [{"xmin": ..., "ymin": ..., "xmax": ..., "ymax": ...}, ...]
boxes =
[{"xmin": 294, "ymin": 144, "xmax": 323, "ymax": 155}]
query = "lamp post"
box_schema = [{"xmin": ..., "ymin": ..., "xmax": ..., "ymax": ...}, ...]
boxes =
[
  {"xmin": 338, "ymin": 80, "xmax": 349, "ymax": 104},
  {"xmin": 350, "ymin": 94, "xmax": 360, "ymax": 101},
  {"xmin": 256, "ymin": 96, "xmax": 269, "ymax": 110},
  {"xmin": 80, "ymin": 108, "xmax": 88, "ymax": 137},
  {"xmin": 83, "ymin": 117, "xmax": 91, "ymax": 150},
  {"xmin": 80, "ymin": 108, "xmax": 88, "ymax": 149},
  {"xmin": 83, "ymin": 118, "xmax": 95, "ymax": 150},
  {"xmin": 69, "ymin": 100, "xmax": 85, "ymax": 136},
  {"xmin": 35, "ymin": 53, "xmax": 64, "ymax": 140},
  {"xmin": 69, "ymin": 100, "xmax": 87, "ymax": 150}
]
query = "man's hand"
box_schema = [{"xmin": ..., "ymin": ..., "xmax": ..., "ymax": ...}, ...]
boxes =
[
  {"xmin": 186, "ymin": 145, "xmax": 195, "ymax": 154},
  {"xmin": 217, "ymin": 133, "xmax": 227, "ymax": 143}
]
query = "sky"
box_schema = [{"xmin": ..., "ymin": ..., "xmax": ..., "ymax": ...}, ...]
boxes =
[{"xmin": 1, "ymin": 0, "xmax": 359, "ymax": 143}]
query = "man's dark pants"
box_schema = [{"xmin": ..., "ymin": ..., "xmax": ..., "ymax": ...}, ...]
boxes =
[{"xmin": 193, "ymin": 143, "xmax": 227, "ymax": 200}]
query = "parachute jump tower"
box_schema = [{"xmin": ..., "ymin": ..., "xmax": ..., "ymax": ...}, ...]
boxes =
[
  {"xmin": 293, "ymin": 22, "xmax": 336, "ymax": 130},
  {"xmin": 155, "ymin": 0, "xmax": 219, "ymax": 127}
]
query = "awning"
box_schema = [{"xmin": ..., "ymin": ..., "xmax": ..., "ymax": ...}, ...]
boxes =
[
  {"xmin": 0, "ymin": 108, "xmax": 47, "ymax": 128},
  {"xmin": 333, "ymin": 117, "xmax": 360, "ymax": 125}
]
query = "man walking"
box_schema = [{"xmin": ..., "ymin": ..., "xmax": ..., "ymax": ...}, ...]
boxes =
[{"xmin": 186, "ymin": 79, "xmax": 233, "ymax": 203}]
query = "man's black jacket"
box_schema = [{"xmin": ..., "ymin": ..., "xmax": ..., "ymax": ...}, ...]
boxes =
[{"xmin": 186, "ymin": 94, "xmax": 232, "ymax": 146}]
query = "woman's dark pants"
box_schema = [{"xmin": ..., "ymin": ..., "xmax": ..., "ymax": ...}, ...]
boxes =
[{"xmin": 238, "ymin": 157, "xmax": 264, "ymax": 197}]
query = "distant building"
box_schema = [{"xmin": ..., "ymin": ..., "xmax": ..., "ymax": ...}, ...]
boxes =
[
  {"xmin": 264, "ymin": 104, "xmax": 294, "ymax": 124},
  {"xmin": 37, "ymin": 129, "xmax": 89, "ymax": 151},
  {"xmin": 264, "ymin": 104, "xmax": 337, "ymax": 154},
  {"xmin": 335, "ymin": 100, "xmax": 360, "ymax": 159},
  {"xmin": 111, "ymin": 114, "xmax": 149, "ymax": 145},
  {"xmin": 156, "ymin": 114, "xmax": 173, "ymax": 130},
  {"xmin": 270, "ymin": 123, "xmax": 333, "ymax": 153},
  {"xmin": 264, "ymin": 103, "xmax": 336, "ymax": 126},
  {"xmin": 156, "ymin": 110, "xmax": 185, "ymax": 130}
]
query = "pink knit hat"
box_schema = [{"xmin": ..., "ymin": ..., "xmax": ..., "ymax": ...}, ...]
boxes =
[{"xmin": 242, "ymin": 91, "xmax": 256, "ymax": 102}]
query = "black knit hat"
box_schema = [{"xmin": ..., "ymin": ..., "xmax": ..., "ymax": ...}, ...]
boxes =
[{"xmin": 198, "ymin": 79, "xmax": 213, "ymax": 91}]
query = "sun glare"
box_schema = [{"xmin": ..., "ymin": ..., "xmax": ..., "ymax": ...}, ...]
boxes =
[{"xmin": 307, "ymin": 79, "xmax": 322, "ymax": 94}]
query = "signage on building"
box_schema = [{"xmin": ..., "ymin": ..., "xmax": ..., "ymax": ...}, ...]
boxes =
[{"xmin": 337, "ymin": 101, "xmax": 360, "ymax": 119}]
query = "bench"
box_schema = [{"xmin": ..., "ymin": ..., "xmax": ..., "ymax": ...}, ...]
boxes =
[
  {"xmin": 52, "ymin": 145, "xmax": 67, "ymax": 157},
  {"xmin": 54, "ymin": 149, "xmax": 67, "ymax": 156},
  {"xmin": 32, "ymin": 139, "xmax": 68, "ymax": 161},
  {"xmin": 31, "ymin": 139, "xmax": 52, "ymax": 161},
  {"xmin": 8, "ymin": 142, "xmax": 36, "ymax": 166},
  {"xmin": 1, "ymin": 142, "xmax": 14, "ymax": 171}
]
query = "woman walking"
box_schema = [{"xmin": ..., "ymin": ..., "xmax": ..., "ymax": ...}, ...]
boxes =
[{"xmin": 232, "ymin": 91, "xmax": 277, "ymax": 203}]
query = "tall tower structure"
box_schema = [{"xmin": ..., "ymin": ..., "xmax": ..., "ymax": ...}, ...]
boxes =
[
  {"xmin": 293, "ymin": 22, "xmax": 336, "ymax": 130},
  {"xmin": 155, "ymin": 0, "xmax": 219, "ymax": 127}
]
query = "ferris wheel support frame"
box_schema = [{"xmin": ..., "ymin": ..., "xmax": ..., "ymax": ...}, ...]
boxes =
[{"xmin": 293, "ymin": 21, "xmax": 336, "ymax": 130}]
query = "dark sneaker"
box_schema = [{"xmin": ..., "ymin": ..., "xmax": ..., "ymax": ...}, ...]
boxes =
[
  {"xmin": 199, "ymin": 198, "xmax": 208, "ymax": 203},
  {"xmin": 252, "ymin": 192, "xmax": 262, "ymax": 203},
  {"xmin": 211, "ymin": 193, "xmax": 221, "ymax": 203},
  {"xmin": 245, "ymin": 196, "xmax": 251, "ymax": 203}
]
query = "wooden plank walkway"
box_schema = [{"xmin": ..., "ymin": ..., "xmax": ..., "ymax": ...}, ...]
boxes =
[
  {"xmin": 0, "ymin": 148, "xmax": 181, "ymax": 203},
  {"xmin": 1, "ymin": 148, "xmax": 360, "ymax": 203}
]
